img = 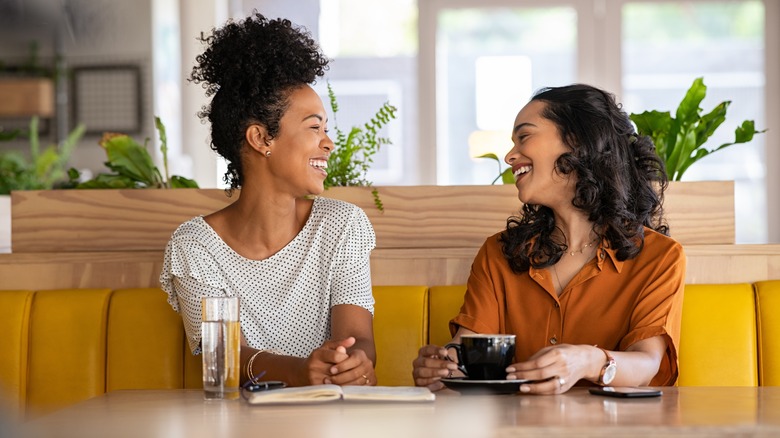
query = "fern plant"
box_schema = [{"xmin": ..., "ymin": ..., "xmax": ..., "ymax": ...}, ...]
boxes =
[{"xmin": 324, "ymin": 83, "xmax": 397, "ymax": 212}]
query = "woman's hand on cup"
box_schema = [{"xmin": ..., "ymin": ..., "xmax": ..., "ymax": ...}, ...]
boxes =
[
  {"xmin": 412, "ymin": 344, "xmax": 460, "ymax": 391},
  {"xmin": 505, "ymin": 344, "xmax": 590, "ymax": 394}
]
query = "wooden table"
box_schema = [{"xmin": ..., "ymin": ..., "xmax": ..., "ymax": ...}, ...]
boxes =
[{"xmin": 17, "ymin": 387, "xmax": 780, "ymax": 437}]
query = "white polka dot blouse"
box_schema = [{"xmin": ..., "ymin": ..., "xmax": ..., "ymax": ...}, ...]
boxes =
[{"xmin": 160, "ymin": 197, "xmax": 376, "ymax": 357}]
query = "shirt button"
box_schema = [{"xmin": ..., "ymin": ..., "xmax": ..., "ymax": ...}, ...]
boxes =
[
  {"xmin": 550, "ymin": 336, "xmax": 558, "ymax": 344},
  {"xmin": 554, "ymin": 302, "xmax": 560, "ymax": 308}
]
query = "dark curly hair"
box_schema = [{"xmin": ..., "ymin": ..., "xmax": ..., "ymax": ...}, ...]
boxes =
[
  {"xmin": 500, "ymin": 84, "xmax": 669, "ymax": 273},
  {"xmin": 189, "ymin": 12, "xmax": 329, "ymax": 190}
]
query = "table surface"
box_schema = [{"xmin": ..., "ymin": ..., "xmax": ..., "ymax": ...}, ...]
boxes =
[{"xmin": 16, "ymin": 386, "xmax": 780, "ymax": 438}]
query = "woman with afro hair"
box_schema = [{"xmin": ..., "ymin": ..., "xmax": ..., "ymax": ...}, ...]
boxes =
[
  {"xmin": 413, "ymin": 84, "xmax": 686, "ymax": 394},
  {"xmin": 161, "ymin": 13, "xmax": 377, "ymax": 388}
]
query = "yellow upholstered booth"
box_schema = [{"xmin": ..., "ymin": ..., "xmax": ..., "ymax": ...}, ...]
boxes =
[
  {"xmin": 25, "ymin": 289, "xmax": 112, "ymax": 418},
  {"xmin": 0, "ymin": 290, "xmax": 33, "ymax": 417},
  {"xmin": 755, "ymin": 280, "xmax": 780, "ymax": 386},
  {"xmin": 678, "ymin": 283, "xmax": 758, "ymax": 386},
  {"xmin": 428, "ymin": 285, "xmax": 467, "ymax": 347},
  {"xmin": 107, "ymin": 288, "xmax": 188, "ymax": 391},
  {"xmin": 372, "ymin": 286, "xmax": 428, "ymax": 386}
]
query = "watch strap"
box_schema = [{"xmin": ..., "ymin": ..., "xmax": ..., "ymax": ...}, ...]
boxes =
[{"xmin": 597, "ymin": 347, "xmax": 616, "ymax": 385}]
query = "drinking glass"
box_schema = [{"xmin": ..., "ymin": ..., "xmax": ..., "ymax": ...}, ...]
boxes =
[{"xmin": 201, "ymin": 296, "xmax": 240, "ymax": 400}]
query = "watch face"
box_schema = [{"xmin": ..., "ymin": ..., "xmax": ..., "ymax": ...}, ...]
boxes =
[{"xmin": 603, "ymin": 363, "xmax": 617, "ymax": 385}]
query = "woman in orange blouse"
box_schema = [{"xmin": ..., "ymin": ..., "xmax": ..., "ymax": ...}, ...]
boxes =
[{"xmin": 412, "ymin": 84, "xmax": 685, "ymax": 394}]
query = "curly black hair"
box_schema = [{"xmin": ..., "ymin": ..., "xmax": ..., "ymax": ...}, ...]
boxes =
[
  {"xmin": 189, "ymin": 12, "xmax": 329, "ymax": 190},
  {"xmin": 500, "ymin": 84, "xmax": 669, "ymax": 273}
]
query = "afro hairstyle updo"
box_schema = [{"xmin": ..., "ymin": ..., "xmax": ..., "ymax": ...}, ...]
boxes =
[{"xmin": 189, "ymin": 12, "xmax": 329, "ymax": 190}]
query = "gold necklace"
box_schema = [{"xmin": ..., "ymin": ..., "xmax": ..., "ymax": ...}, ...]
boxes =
[
  {"xmin": 552, "ymin": 264, "xmax": 563, "ymax": 293},
  {"xmin": 568, "ymin": 238, "xmax": 598, "ymax": 257},
  {"xmin": 553, "ymin": 243, "xmax": 598, "ymax": 293}
]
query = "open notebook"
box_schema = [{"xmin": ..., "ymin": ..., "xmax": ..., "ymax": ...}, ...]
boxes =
[{"xmin": 245, "ymin": 384, "xmax": 435, "ymax": 405}]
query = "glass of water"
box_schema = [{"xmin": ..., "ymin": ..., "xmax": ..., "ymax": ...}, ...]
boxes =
[{"xmin": 201, "ymin": 296, "xmax": 240, "ymax": 400}]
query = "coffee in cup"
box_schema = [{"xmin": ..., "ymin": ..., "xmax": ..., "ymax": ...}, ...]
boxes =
[{"xmin": 445, "ymin": 334, "xmax": 516, "ymax": 380}]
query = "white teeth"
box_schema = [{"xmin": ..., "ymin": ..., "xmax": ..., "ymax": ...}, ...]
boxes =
[
  {"xmin": 309, "ymin": 159, "xmax": 328, "ymax": 169},
  {"xmin": 513, "ymin": 165, "xmax": 532, "ymax": 178}
]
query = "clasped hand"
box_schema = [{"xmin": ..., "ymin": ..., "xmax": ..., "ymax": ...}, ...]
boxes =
[{"xmin": 304, "ymin": 336, "xmax": 375, "ymax": 386}]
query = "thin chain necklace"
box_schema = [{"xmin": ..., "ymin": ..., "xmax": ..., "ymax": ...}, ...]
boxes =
[
  {"xmin": 553, "ymin": 241, "xmax": 598, "ymax": 294},
  {"xmin": 567, "ymin": 238, "xmax": 598, "ymax": 257}
]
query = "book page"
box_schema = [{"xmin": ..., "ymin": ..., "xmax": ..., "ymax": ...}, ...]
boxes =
[
  {"xmin": 245, "ymin": 385, "xmax": 435, "ymax": 405},
  {"xmin": 341, "ymin": 386, "xmax": 435, "ymax": 402},
  {"xmin": 246, "ymin": 384, "xmax": 342, "ymax": 405}
]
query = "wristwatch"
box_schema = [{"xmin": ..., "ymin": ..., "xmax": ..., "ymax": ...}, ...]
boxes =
[{"xmin": 597, "ymin": 347, "xmax": 617, "ymax": 386}]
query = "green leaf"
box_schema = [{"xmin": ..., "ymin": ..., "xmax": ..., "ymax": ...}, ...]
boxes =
[
  {"xmin": 102, "ymin": 135, "xmax": 160, "ymax": 186},
  {"xmin": 169, "ymin": 175, "xmax": 199, "ymax": 188},
  {"xmin": 0, "ymin": 128, "xmax": 21, "ymax": 142},
  {"xmin": 675, "ymin": 77, "xmax": 706, "ymax": 126},
  {"xmin": 630, "ymin": 110, "xmax": 672, "ymax": 159},
  {"xmin": 500, "ymin": 167, "xmax": 515, "ymax": 185},
  {"xmin": 155, "ymin": 116, "xmax": 171, "ymax": 185},
  {"xmin": 477, "ymin": 153, "xmax": 500, "ymax": 163},
  {"xmin": 693, "ymin": 101, "xmax": 729, "ymax": 149},
  {"xmin": 77, "ymin": 173, "xmax": 138, "ymax": 189}
]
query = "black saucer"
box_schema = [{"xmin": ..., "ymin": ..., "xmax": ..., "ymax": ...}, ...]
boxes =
[{"xmin": 441, "ymin": 377, "xmax": 527, "ymax": 395}]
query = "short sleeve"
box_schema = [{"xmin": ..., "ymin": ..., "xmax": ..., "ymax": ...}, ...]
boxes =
[
  {"xmin": 619, "ymin": 241, "xmax": 686, "ymax": 385},
  {"xmin": 451, "ymin": 237, "xmax": 502, "ymax": 335},
  {"xmin": 160, "ymin": 234, "xmax": 230, "ymax": 354},
  {"xmin": 330, "ymin": 206, "xmax": 376, "ymax": 314}
]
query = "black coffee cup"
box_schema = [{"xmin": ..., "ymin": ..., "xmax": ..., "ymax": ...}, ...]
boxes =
[{"xmin": 445, "ymin": 334, "xmax": 516, "ymax": 380}]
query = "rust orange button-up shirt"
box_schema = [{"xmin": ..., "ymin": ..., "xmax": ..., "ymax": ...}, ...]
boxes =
[{"xmin": 451, "ymin": 228, "xmax": 686, "ymax": 386}]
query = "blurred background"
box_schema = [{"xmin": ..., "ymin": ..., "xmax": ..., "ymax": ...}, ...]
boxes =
[{"xmin": 0, "ymin": 0, "xmax": 776, "ymax": 243}]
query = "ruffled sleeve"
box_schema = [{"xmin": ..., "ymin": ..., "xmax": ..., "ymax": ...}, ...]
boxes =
[
  {"xmin": 160, "ymin": 222, "xmax": 230, "ymax": 354},
  {"xmin": 330, "ymin": 205, "xmax": 376, "ymax": 314}
]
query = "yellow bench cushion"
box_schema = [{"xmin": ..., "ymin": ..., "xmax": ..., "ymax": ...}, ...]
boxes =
[
  {"xmin": 755, "ymin": 280, "xmax": 780, "ymax": 386},
  {"xmin": 678, "ymin": 283, "xmax": 758, "ymax": 386},
  {"xmin": 372, "ymin": 286, "xmax": 428, "ymax": 386},
  {"xmin": 26, "ymin": 289, "xmax": 112, "ymax": 418},
  {"xmin": 428, "ymin": 285, "xmax": 467, "ymax": 347},
  {"xmin": 0, "ymin": 290, "xmax": 34, "ymax": 416},
  {"xmin": 107, "ymin": 288, "xmax": 187, "ymax": 391}
]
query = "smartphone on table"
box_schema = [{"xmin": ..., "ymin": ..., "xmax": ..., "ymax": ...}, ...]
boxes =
[{"xmin": 588, "ymin": 387, "xmax": 663, "ymax": 398}]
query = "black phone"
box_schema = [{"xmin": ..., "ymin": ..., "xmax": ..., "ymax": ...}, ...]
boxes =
[
  {"xmin": 588, "ymin": 387, "xmax": 663, "ymax": 398},
  {"xmin": 243, "ymin": 381, "xmax": 287, "ymax": 392}
]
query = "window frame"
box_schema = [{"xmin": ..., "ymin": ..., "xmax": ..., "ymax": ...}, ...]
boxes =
[{"xmin": 419, "ymin": 0, "xmax": 779, "ymax": 242}]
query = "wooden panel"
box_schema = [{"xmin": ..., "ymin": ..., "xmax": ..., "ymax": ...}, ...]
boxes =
[
  {"xmin": 2, "ymin": 244, "xmax": 779, "ymax": 290},
  {"xmin": 11, "ymin": 189, "xmax": 235, "ymax": 253},
  {"xmin": 10, "ymin": 181, "xmax": 734, "ymax": 253},
  {"xmin": 0, "ymin": 78, "xmax": 54, "ymax": 117},
  {"xmin": 664, "ymin": 180, "xmax": 734, "ymax": 245}
]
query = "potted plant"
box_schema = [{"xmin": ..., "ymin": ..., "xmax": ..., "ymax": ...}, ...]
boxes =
[
  {"xmin": 0, "ymin": 41, "xmax": 56, "ymax": 118},
  {"xmin": 0, "ymin": 117, "xmax": 85, "ymax": 194},
  {"xmin": 68, "ymin": 116, "xmax": 198, "ymax": 189},
  {"xmin": 0, "ymin": 116, "xmax": 84, "ymax": 252},
  {"xmin": 629, "ymin": 77, "xmax": 764, "ymax": 181}
]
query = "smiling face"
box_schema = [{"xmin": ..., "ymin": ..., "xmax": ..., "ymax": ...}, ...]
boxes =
[
  {"xmin": 264, "ymin": 85, "xmax": 333, "ymax": 196},
  {"xmin": 504, "ymin": 100, "xmax": 575, "ymax": 208}
]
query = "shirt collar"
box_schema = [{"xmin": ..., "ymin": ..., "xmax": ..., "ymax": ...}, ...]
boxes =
[{"xmin": 597, "ymin": 241, "xmax": 624, "ymax": 273}]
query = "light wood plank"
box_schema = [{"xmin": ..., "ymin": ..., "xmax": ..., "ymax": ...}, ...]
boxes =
[
  {"xmin": 2, "ymin": 244, "xmax": 778, "ymax": 290},
  {"xmin": 10, "ymin": 181, "xmax": 734, "ymax": 253}
]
